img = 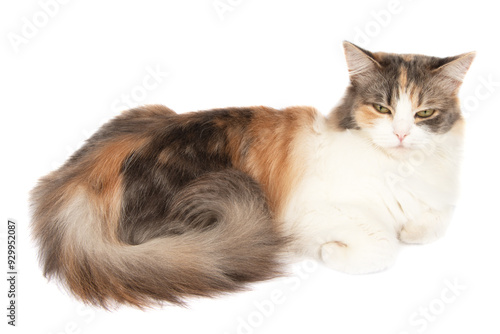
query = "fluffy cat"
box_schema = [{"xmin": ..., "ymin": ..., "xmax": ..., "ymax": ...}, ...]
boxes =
[{"xmin": 30, "ymin": 41, "xmax": 475, "ymax": 308}]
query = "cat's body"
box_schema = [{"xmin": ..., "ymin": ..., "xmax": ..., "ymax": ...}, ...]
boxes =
[{"xmin": 31, "ymin": 42, "xmax": 474, "ymax": 308}]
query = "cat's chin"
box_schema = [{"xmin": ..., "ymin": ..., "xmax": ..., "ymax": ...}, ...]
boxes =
[
  {"xmin": 382, "ymin": 145, "xmax": 414, "ymax": 159},
  {"xmin": 369, "ymin": 137, "xmax": 414, "ymax": 158}
]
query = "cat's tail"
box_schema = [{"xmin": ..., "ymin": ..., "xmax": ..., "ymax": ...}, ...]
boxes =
[{"xmin": 30, "ymin": 169, "xmax": 287, "ymax": 308}]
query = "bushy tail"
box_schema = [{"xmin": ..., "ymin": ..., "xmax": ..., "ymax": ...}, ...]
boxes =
[{"xmin": 30, "ymin": 169, "xmax": 286, "ymax": 308}]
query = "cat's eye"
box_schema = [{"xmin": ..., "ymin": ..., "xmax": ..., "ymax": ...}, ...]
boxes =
[
  {"xmin": 416, "ymin": 109, "xmax": 436, "ymax": 118},
  {"xmin": 373, "ymin": 104, "xmax": 391, "ymax": 114}
]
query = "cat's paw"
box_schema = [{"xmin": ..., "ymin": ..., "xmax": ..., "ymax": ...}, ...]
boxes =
[
  {"xmin": 399, "ymin": 210, "xmax": 449, "ymax": 244},
  {"xmin": 320, "ymin": 235, "xmax": 398, "ymax": 274}
]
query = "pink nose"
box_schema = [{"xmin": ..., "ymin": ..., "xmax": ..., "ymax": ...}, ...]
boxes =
[{"xmin": 394, "ymin": 132, "xmax": 408, "ymax": 143}]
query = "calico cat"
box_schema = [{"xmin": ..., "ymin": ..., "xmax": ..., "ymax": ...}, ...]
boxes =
[{"xmin": 30, "ymin": 42, "xmax": 475, "ymax": 308}]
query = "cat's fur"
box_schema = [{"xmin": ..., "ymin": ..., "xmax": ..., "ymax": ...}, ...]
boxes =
[{"xmin": 30, "ymin": 42, "xmax": 475, "ymax": 308}]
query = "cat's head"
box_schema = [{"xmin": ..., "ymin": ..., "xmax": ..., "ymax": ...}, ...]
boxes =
[{"xmin": 332, "ymin": 41, "xmax": 475, "ymax": 157}]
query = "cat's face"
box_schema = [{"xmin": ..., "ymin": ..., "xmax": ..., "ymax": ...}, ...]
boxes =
[{"xmin": 333, "ymin": 42, "xmax": 475, "ymax": 157}]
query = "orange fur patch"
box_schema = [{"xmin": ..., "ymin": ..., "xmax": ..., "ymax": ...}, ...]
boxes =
[
  {"xmin": 402, "ymin": 54, "xmax": 414, "ymax": 62},
  {"xmin": 238, "ymin": 106, "xmax": 317, "ymax": 217},
  {"xmin": 400, "ymin": 67, "xmax": 408, "ymax": 88},
  {"xmin": 76, "ymin": 135, "xmax": 150, "ymax": 242},
  {"xmin": 354, "ymin": 104, "xmax": 387, "ymax": 128}
]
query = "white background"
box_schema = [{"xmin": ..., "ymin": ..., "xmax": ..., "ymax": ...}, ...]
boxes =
[{"xmin": 2, "ymin": 0, "xmax": 500, "ymax": 333}]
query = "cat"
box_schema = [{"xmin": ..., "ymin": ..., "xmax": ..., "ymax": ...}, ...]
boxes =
[{"xmin": 30, "ymin": 41, "xmax": 475, "ymax": 308}]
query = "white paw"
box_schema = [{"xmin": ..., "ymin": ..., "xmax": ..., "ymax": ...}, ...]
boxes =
[
  {"xmin": 399, "ymin": 210, "xmax": 449, "ymax": 244},
  {"xmin": 320, "ymin": 235, "xmax": 398, "ymax": 274}
]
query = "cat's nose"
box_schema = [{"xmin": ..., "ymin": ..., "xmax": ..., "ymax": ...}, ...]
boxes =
[
  {"xmin": 392, "ymin": 119, "xmax": 411, "ymax": 143},
  {"xmin": 394, "ymin": 132, "xmax": 408, "ymax": 142}
]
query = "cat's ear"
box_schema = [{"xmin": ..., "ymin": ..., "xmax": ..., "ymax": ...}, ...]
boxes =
[
  {"xmin": 342, "ymin": 41, "xmax": 381, "ymax": 84},
  {"xmin": 434, "ymin": 52, "xmax": 476, "ymax": 91}
]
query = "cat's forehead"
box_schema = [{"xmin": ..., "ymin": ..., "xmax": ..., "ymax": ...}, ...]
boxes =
[{"xmin": 364, "ymin": 52, "xmax": 453, "ymax": 107}]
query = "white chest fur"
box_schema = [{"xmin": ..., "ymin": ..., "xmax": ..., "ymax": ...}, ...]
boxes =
[{"xmin": 281, "ymin": 116, "xmax": 464, "ymax": 272}]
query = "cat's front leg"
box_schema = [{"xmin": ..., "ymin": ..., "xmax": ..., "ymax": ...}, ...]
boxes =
[
  {"xmin": 399, "ymin": 207, "xmax": 454, "ymax": 244},
  {"xmin": 292, "ymin": 204, "xmax": 399, "ymax": 274}
]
